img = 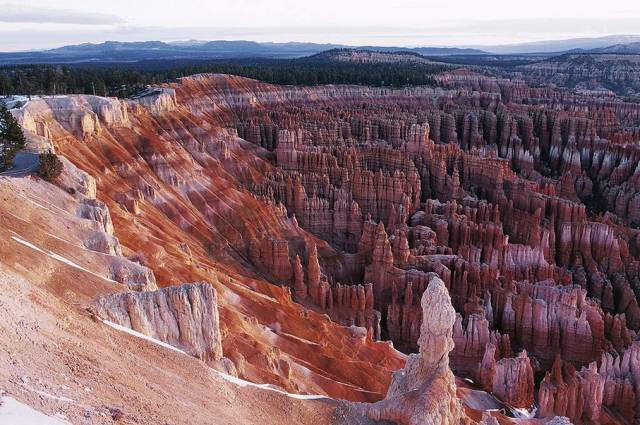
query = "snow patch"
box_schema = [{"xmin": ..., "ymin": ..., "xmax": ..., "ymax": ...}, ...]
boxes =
[
  {"xmin": 291, "ymin": 362, "xmax": 378, "ymax": 394},
  {"xmin": 20, "ymin": 193, "xmax": 70, "ymax": 216},
  {"xmin": 10, "ymin": 235, "xmax": 117, "ymax": 284},
  {"xmin": 227, "ymin": 279, "xmax": 277, "ymax": 302},
  {"xmin": 101, "ymin": 320, "xmax": 188, "ymax": 355},
  {"xmin": 34, "ymin": 390, "xmax": 75, "ymax": 404},
  {"xmin": 0, "ymin": 396, "xmax": 72, "ymax": 425},
  {"xmin": 276, "ymin": 330, "xmax": 320, "ymax": 347},
  {"xmin": 102, "ymin": 318, "xmax": 330, "ymax": 401},
  {"xmin": 212, "ymin": 371, "xmax": 328, "ymax": 400},
  {"xmin": 512, "ymin": 406, "xmax": 537, "ymax": 419},
  {"xmin": 220, "ymin": 287, "xmax": 242, "ymax": 306},
  {"xmin": 1, "ymin": 95, "xmax": 30, "ymax": 110}
]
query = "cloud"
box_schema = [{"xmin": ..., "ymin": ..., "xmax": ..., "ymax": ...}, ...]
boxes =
[{"xmin": 0, "ymin": 4, "xmax": 124, "ymax": 25}]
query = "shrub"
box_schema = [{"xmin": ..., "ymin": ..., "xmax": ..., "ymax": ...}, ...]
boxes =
[
  {"xmin": 0, "ymin": 105, "xmax": 26, "ymax": 171},
  {"xmin": 37, "ymin": 152, "xmax": 63, "ymax": 182}
]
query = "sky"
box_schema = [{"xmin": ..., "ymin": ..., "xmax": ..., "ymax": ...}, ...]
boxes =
[{"xmin": 1, "ymin": 0, "xmax": 639, "ymax": 51}]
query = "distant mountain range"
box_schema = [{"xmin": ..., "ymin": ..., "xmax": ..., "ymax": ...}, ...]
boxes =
[
  {"xmin": 0, "ymin": 36, "xmax": 639, "ymax": 66},
  {"xmin": 354, "ymin": 46, "xmax": 487, "ymax": 56},
  {"xmin": 0, "ymin": 40, "xmax": 487, "ymax": 65},
  {"xmin": 0, "ymin": 40, "xmax": 343, "ymax": 64},
  {"xmin": 480, "ymin": 34, "xmax": 640, "ymax": 54}
]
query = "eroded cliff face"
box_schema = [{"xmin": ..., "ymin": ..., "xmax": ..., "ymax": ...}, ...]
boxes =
[
  {"xmin": 0, "ymin": 176, "xmax": 337, "ymax": 425},
  {"xmin": 11, "ymin": 87, "xmax": 405, "ymax": 404},
  {"xmin": 9, "ymin": 70, "xmax": 640, "ymax": 423},
  {"xmin": 520, "ymin": 54, "xmax": 640, "ymax": 97}
]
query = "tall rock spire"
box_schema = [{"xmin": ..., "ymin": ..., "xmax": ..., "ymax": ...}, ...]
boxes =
[{"xmin": 367, "ymin": 276, "xmax": 466, "ymax": 425}]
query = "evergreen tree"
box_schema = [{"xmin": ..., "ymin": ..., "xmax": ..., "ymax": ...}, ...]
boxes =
[
  {"xmin": 37, "ymin": 152, "xmax": 63, "ymax": 182},
  {"xmin": 0, "ymin": 75, "xmax": 14, "ymax": 95},
  {"xmin": 0, "ymin": 105, "xmax": 26, "ymax": 171}
]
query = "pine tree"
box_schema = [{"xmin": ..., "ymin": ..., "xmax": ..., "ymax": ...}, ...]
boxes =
[
  {"xmin": 0, "ymin": 105, "xmax": 26, "ymax": 171},
  {"xmin": 0, "ymin": 75, "xmax": 14, "ymax": 95},
  {"xmin": 37, "ymin": 152, "xmax": 63, "ymax": 182}
]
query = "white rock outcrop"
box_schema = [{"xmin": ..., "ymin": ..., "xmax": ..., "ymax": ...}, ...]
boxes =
[{"xmin": 92, "ymin": 282, "xmax": 224, "ymax": 364}]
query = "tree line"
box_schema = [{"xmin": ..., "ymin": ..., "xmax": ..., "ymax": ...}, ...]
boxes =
[{"xmin": 0, "ymin": 60, "xmax": 445, "ymax": 98}]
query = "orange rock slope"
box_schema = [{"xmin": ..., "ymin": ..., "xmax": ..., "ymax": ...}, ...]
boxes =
[
  {"xmin": 9, "ymin": 81, "xmax": 406, "ymax": 404},
  {"xmin": 0, "ymin": 177, "xmax": 339, "ymax": 425}
]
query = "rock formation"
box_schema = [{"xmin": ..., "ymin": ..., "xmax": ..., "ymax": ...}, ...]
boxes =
[
  {"xmin": 366, "ymin": 276, "xmax": 466, "ymax": 425},
  {"xmin": 490, "ymin": 351, "xmax": 535, "ymax": 408},
  {"xmin": 538, "ymin": 348, "xmax": 640, "ymax": 423},
  {"xmin": 91, "ymin": 282, "xmax": 224, "ymax": 364}
]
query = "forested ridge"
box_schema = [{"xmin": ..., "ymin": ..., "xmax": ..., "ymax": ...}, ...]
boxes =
[{"xmin": 0, "ymin": 59, "xmax": 446, "ymax": 97}]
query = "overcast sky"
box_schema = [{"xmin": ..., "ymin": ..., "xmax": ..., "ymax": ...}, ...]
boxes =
[{"xmin": 1, "ymin": 0, "xmax": 639, "ymax": 51}]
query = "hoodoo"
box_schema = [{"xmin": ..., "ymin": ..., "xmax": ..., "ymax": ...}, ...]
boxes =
[{"xmin": 366, "ymin": 276, "xmax": 466, "ymax": 425}]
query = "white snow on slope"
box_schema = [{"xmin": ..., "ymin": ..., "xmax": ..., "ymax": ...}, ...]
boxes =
[
  {"xmin": 513, "ymin": 406, "xmax": 537, "ymax": 419},
  {"xmin": 1, "ymin": 95, "xmax": 30, "ymax": 110},
  {"xmin": 14, "ymin": 190, "xmax": 70, "ymax": 216},
  {"xmin": 102, "ymin": 320, "xmax": 187, "ymax": 355},
  {"xmin": 10, "ymin": 235, "xmax": 117, "ymax": 284},
  {"xmin": 102, "ymin": 320, "xmax": 329, "ymax": 401},
  {"xmin": 0, "ymin": 397, "xmax": 71, "ymax": 425},
  {"xmin": 212, "ymin": 372, "xmax": 328, "ymax": 400}
]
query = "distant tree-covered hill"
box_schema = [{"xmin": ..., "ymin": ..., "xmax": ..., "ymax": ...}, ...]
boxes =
[{"xmin": 0, "ymin": 57, "xmax": 449, "ymax": 97}]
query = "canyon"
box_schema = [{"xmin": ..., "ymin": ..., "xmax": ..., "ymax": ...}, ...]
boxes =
[{"xmin": 1, "ymin": 65, "xmax": 640, "ymax": 424}]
